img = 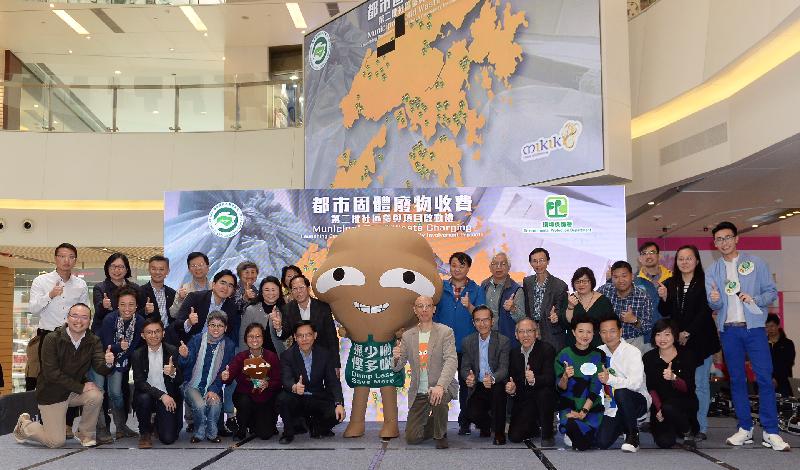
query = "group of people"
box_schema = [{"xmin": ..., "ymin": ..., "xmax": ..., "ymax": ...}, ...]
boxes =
[{"xmin": 12, "ymin": 220, "xmax": 794, "ymax": 453}]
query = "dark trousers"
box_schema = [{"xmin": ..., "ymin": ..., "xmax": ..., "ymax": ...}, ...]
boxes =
[
  {"xmin": 233, "ymin": 392, "xmax": 278, "ymax": 439},
  {"xmin": 508, "ymin": 388, "xmax": 555, "ymax": 442},
  {"xmin": 595, "ymin": 389, "xmax": 647, "ymax": 449},
  {"xmin": 277, "ymin": 392, "xmax": 336, "ymax": 437},
  {"xmin": 565, "ymin": 419, "xmax": 594, "ymax": 451},
  {"xmin": 457, "ymin": 352, "xmax": 469, "ymax": 427},
  {"xmin": 133, "ymin": 392, "xmax": 182, "ymax": 444},
  {"xmin": 651, "ymin": 403, "xmax": 697, "ymax": 449},
  {"xmin": 467, "ymin": 382, "xmax": 507, "ymax": 435}
]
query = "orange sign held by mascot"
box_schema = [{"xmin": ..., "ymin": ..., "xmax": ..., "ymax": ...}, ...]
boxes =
[{"xmin": 313, "ymin": 225, "xmax": 443, "ymax": 439}]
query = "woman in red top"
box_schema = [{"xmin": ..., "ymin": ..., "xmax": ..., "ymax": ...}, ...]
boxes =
[{"xmin": 222, "ymin": 323, "xmax": 281, "ymax": 440}]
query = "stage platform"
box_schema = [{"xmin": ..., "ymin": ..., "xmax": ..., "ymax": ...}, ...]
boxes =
[{"xmin": 5, "ymin": 417, "xmax": 799, "ymax": 470}]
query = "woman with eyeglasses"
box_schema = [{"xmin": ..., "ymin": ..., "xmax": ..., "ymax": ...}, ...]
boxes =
[
  {"xmin": 643, "ymin": 319, "xmax": 699, "ymax": 449},
  {"xmin": 657, "ymin": 245, "xmax": 720, "ymax": 440},
  {"xmin": 92, "ymin": 253, "xmax": 140, "ymax": 334},
  {"xmin": 564, "ymin": 267, "xmax": 613, "ymax": 348},
  {"xmin": 222, "ymin": 323, "xmax": 281, "ymax": 440}
]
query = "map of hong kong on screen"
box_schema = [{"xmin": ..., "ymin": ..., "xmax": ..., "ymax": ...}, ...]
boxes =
[{"xmin": 304, "ymin": 0, "xmax": 604, "ymax": 189}]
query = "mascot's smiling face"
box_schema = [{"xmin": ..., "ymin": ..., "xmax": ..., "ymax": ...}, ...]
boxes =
[{"xmin": 312, "ymin": 225, "xmax": 443, "ymax": 343}]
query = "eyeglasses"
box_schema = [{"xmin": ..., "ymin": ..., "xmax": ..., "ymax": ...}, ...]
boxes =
[
  {"xmin": 574, "ymin": 279, "xmax": 591, "ymax": 285},
  {"xmin": 208, "ymin": 323, "xmax": 226, "ymax": 329},
  {"xmin": 639, "ymin": 250, "xmax": 658, "ymax": 255},
  {"xmin": 714, "ymin": 235, "xmax": 735, "ymax": 245},
  {"xmin": 295, "ymin": 333, "xmax": 314, "ymax": 339},
  {"xmin": 68, "ymin": 313, "xmax": 90, "ymax": 321},
  {"xmin": 216, "ymin": 280, "xmax": 234, "ymax": 288},
  {"xmin": 190, "ymin": 264, "xmax": 208, "ymax": 269},
  {"xmin": 109, "ymin": 264, "xmax": 126, "ymax": 271},
  {"xmin": 516, "ymin": 329, "xmax": 536, "ymax": 335},
  {"xmin": 143, "ymin": 329, "xmax": 163, "ymax": 336},
  {"xmin": 489, "ymin": 261, "xmax": 508, "ymax": 267},
  {"xmin": 415, "ymin": 304, "xmax": 434, "ymax": 310},
  {"xmin": 530, "ymin": 258, "xmax": 548, "ymax": 265}
]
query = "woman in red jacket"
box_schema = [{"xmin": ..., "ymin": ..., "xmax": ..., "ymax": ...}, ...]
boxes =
[{"xmin": 222, "ymin": 323, "xmax": 281, "ymax": 440}]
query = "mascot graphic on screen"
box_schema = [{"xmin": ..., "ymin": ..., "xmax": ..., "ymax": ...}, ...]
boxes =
[{"xmin": 312, "ymin": 225, "xmax": 443, "ymax": 438}]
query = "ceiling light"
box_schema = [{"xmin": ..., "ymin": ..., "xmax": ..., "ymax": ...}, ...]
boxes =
[
  {"xmin": 68, "ymin": 49, "xmax": 73, "ymax": 54},
  {"xmin": 302, "ymin": 30, "xmax": 306, "ymax": 34},
  {"xmin": 787, "ymin": 213, "xmax": 794, "ymax": 217},
  {"xmin": 752, "ymin": 224, "xmax": 759, "ymax": 228},
  {"xmin": 169, "ymin": 47, "xmax": 175, "ymax": 52},
  {"xmin": 794, "ymin": 211, "xmax": 800, "ymax": 214},
  {"xmin": 203, "ymin": 32, "xmax": 208, "ymax": 37},
  {"xmin": 114, "ymin": 70, "xmax": 121, "ymax": 75},
  {"xmin": 289, "ymin": 74, "xmax": 299, "ymax": 80},
  {"xmin": 33, "ymin": 104, "xmax": 39, "ymax": 108},
  {"xmin": 779, "ymin": 215, "xmax": 786, "ymax": 219},
  {"xmin": 86, "ymin": 36, "xmax": 91, "ymax": 40},
  {"xmin": 152, "ymin": 110, "xmax": 159, "ymax": 114},
  {"xmin": 179, "ymin": 5, "xmax": 208, "ymax": 32},
  {"xmin": 286, "ymin": 3, "xmax": 308, "ymax": 29},
  {"xmin": 647, "ymin": 201, "xmax": 655, "ymax": 205},
  {"xmin": 200, "ymin": 111, "xmax": 207, "ymax": 115},
  {"xmin": 53, "ymin": 10, "xmax": 90, "ymax": 35},
  {"xmin": 49, "ymin": 3, "xmax": 54, "ymax": 8},
  {"xmin": 222, "ymin": 56, "xmax": 226, "ymax": 61}
]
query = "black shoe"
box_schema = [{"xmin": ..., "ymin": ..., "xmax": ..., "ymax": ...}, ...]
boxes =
[
  {"xmin": 218, "ymin": 426, "xmax": 233, "ymax": 437},
  {"xmin": 310, "ymin": 428, "xmax": 321, "ymax": 439},
  {"xmin": 696, "ymin": 432, "xmax": 708, "ymax": 441},
  {"xmin": 187, "ymin": 424, "xmax": 195, "ymax": 434},
  {"xmin": 541, "ymin": 437, "xmax": 556, "ymax": 447},
  {"xmin": 319, "ymin": 429, "xmax": 335, "ymax": 438},
  {"xmin": 279, "ymin": 434, "xmax": 294, "ymax": 445},
  {"xmin": 683, "ymin": 433, "xmax": 696, "ymax": 450},
  {"xmin": 621, "ymin": 432, "xmax": 640, "ymax": 453},
  {"xmin": 190, "ymin": 436, "xmax": 202, "ymax": 444},
  {"xmin": 458, "ymin": 424, "xmax": 471, "ymax": 436},
  {"xmin": 226, "ymin": 417, "xmax": 239, "ymax": 436},
  {"xmin": 208, "ymin": 436, "xmax": 222, "ymax": 443}
]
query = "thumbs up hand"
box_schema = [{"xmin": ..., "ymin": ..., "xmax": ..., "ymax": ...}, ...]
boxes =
[
  {"xmin": 465, "ymin": 369, "xmax": 476, "ymax": 388},
  {"xmin": 119, "ymin": 336, "xmax": 129, "ymax": 351},
  {"xmin": 621, "ymin": 307, "xmax": 636, "ymax": 324},
  {"xmin": 663, "ymin": 361, "xmax": 676, "ymax": 381},
  {"xmin": 188, "ymin": 307, "xmax": 198, "ymax": 326},
  {"xmin": 104, "ymin": 345, "xmax": 115, "ymax": 365},
  {"xmin": 562, "ymin": 361, "xmax": 574, "ymax": 379},
  {"xmin": 482, "ymin": 372, "xmax": 493, "ymax": 389},
  {"xmin": 50, "ymin": 281, "xmax": 64, "ymax": 299},
  {"xmin": 549, "ymin": 305, "xmax": 559, "ymax": 324},
  {"xmin": 657, "ymin": 282, "xmax": 667, "ymax": 301},
  {"xmin": 525, "ymin": 364, "xmax": 535, "ymax": 385},
  {"xmin": 271, "ymin": 307, "xmax": 282, "ymax": 332},
  {"xmin": 178, "ymin": 285, "xmax": 188, "ymax": 301},
  {"xmin": 293, "ymin": 375, "xmax": 305, "ymax": 395},
  {"xmin": 392, "ymin": 339, "xmax": 403, "ymax": 360},
  {"xmin": 102, "ymin": 293, "xmax": 112, "ymax": 310},
  {"xmin": 461, "ymin": 292, "xmax": 470, "ymax": 308},
  {"xmin": 598, "ymin": 364, "xmax": 610, "ymax": 384},
  {"xmin": 503, "ymin": 293, "xmax": 515, "ymax": 312},
  {"xmin": 221, "ymin": 365, "xmax": 230, "ymax": 381},
  {"xmin": 179, "ymin": 341, "xmax": 189, "ymax": 358},
  {"xmin": 244, "ymin": 283, "xmax": 256, "ymax": 300},
  {"xmin": 710, "ymin": 282, "xmax": 720, "ymax": 303},
  {"xmin": 505, "ymin": 376, "xmax": 516, "ymax": 395},
  {"xmin": 163, "ymin": 356, "xmax": 176, "ymax": 377},
  {"xmin": 145, "ymin": 297, "xmax": 155, "ymax": 314}
]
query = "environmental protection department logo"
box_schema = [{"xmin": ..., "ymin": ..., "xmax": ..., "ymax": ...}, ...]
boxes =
[
  {"xmin": 309, "ymin": 30, "xmax": 331, "ymax": 71},
  {"xmin": 545, "ymin": 196, "xmax": 569, "ymax": 219},
  {"xmin": 208, "ymin": 202, "xmax": 244, "ymax": 238}
]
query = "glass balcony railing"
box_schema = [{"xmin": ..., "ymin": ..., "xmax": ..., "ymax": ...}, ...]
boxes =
[{"xmin": 1, "ymin": 73, "xmax": 303, "ymax": 133}]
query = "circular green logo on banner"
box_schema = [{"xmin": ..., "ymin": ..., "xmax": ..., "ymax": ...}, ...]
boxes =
[
  {"xmin": 309, "ymin": 30, "xmax": 331, "ymax": 71},
  {"xmin": 208, "ymin": 202, "xmax": 244, "ymax": 238}
]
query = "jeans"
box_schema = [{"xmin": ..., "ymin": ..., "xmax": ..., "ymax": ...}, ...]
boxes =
[
  {"xmin": 183, "ymin": 386, "xmax": 222, "ymax": 439},
  {"xmin": 223, "ymin": 379, "xmax": 237, "ymax": 415},
  {"xmin": 695, "ymin": 355, "xmax": 712, "ymax": 433},
  {"xmin": 720, "ymin": 326, "xmax": 778, "ymax": 434},
  {"xmin": 106, "ymin": 370, "xmax": 126, "ymax": 410}
]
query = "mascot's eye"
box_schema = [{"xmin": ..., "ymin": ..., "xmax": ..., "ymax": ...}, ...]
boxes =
[
  {"xmin": 379, "ymin": 268, "xmax": 435, "ymax": 297},
  {"xmin": 315, "ymin": 266, "xmax": 366, "ymax": 293}
]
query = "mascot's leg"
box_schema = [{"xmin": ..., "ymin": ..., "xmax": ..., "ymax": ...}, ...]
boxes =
[
  {"xmin": 379, "ymin": 386, "xmax": 400, "ymax": 439},
  {"xmin": 343, "ymin": 387, "xmax": 369, "ymax": 438}
]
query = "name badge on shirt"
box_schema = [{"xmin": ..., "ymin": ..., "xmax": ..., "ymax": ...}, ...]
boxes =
[
  {"xmin": 580, "ymin": 362, "xmax": 597, "ymax": 376},
  {"xmin": 724, "ymin": 280, "xmax": 739, "ymax": 296},
  {"xmin": 738, "ymin": 261, "xmax": 754, "ymax": 276}
]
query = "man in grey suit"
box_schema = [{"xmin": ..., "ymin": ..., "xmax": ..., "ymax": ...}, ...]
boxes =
[
  {"xmin": 460, "ymin": 305, "xmax": 511, "ymax": 445},
  {"xmin": 393, "ymin": 295, "xmax": 458, "ymax": 449},
  {"xmin": 513, "ymin": 248, "xmax": 569, "ymax": 352}
]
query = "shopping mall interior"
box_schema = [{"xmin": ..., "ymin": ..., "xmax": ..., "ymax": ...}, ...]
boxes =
[{"xmin": 1, "ymin": 0, "xmax": 800, "ymax": 468}]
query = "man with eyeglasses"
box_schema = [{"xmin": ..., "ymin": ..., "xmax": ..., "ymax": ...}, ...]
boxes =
[
  {"xmin": 131, "ymin": 318, "xmax": 183, "ymax": 448},
  {"xmin": 27, "ymin": 243, "xmax": 88, "ymax": 391},
  {"xmin": 705, "ymin": 221, "xmax": 789, "ymax": 451},
  {"xmin": 14, "ymin": 303, "xmax": 115, "ymax": 448},
  {"xmin": 480, "ymin": 252, "xmax": 522, "ymax": 348},
  {"xmin": 514, "ymin": 248, "xmax": 569, "ymax": 352},
  {"xmin": 277, "ymin": 321, "xmax": 345, "ymax": 444},
  {"xmin": 169, "ymin": 252, "xmax": 211, "ymax": 320},
  {"xmin": 460, "ymin": 305, "xmax": 510, "ymax": 445},
  {"xmin": 178, "ymin": 311, "xmax": 235, "ymax": 443},
  {"xmin": 504, "ymin": 318, "xmax": 556, "ymax": 446}
]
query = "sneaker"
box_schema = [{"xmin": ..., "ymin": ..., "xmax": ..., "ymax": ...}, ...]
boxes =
[
  {"xmin": 76, "ymin": 435, "xmax": 97, "ymax": 447},
  {"xmin": 762, "ymin": 432, "xmax": 791, "ymax": 451},
  {"xmin": 726, "ymin": 427, "xmax": 753, "ymax": 446},
  {"xmin": 14, "ymin": 413, "xmax": 31, "ymax": 443},
  {"xmin": 458, "ymin": 424, "xmax": 471, "ymax": 436},
  {"xmin": 621, "ymin": 432, "xmax": 640, "ymax": 453},
  {"xmin": 563, "ymin": 433, "xmax": 572, "ymax": 448}
]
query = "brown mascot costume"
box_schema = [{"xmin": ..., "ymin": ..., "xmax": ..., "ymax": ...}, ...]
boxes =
[{"xmin": 312, "ymin": 225, "xmax": 442, "ymax": 438}]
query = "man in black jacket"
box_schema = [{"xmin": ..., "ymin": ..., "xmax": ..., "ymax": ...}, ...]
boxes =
[
  {"xmin": 139, "ymin": 255, "xmax": 177, "ymax": 329},
  {"xmin": 172, "ymin": 270, "xmax": 239, "ymax": 345},
  {"xmin": 274, "ymin": 275, "xmax": 340, "ymax": 372},
  {"xmin": 132, "ymin": 318, "xmax": 184, "ymax": 448},
  {"xmin": 505, "ymin": 318, "xmax": 557, "ymax": 446},
  {"xmin": 277, "ymin": 321, "xmax": 345, "ymax": 444},
  {"xmin": 14, "ymin": 303, "xmax": 115, "ymax": 448}
]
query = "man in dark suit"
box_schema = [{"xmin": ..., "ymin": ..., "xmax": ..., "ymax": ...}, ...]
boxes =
[
  {"xmin": 505, "ymin": 318, "xmax": 557, "ymax": 446},
  {"xmin": 139, "ymin": 255, "xmax": 177, "ymax": 328},
  {"xmin": 172, "ymin": 269, "xmax": 240, "ymax": 345},
  {"xmin": 131, "ymin": 318, "xmax": 183, "ymax": 448},
  {"xmin": 460, "ymin": 305, "xmax": 511, "ymax": 444},
  {"xmin": 274, "ymin": 275, "xmax": 340, "ymax": 372},
  {"xmin": 513, "ymin": 248, "xmax": 569, "ymax": 352},
  {"xmin": 277, "ymin": 321, "xmax": 345, "ymax": 444}
]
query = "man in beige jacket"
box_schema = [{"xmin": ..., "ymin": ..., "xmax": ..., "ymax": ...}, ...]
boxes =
[{"xmin": 393, "ymin": 295, "xmax": 458, "ymax": 448}]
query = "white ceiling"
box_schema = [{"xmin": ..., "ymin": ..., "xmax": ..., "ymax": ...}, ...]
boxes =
[
  {"xmin": 0, "ymin": 0, "xmax": 358, "ymax": 82},
  {"xmin": 627, "ymin": 133, "xmax": 800, "ymax": 238}
]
